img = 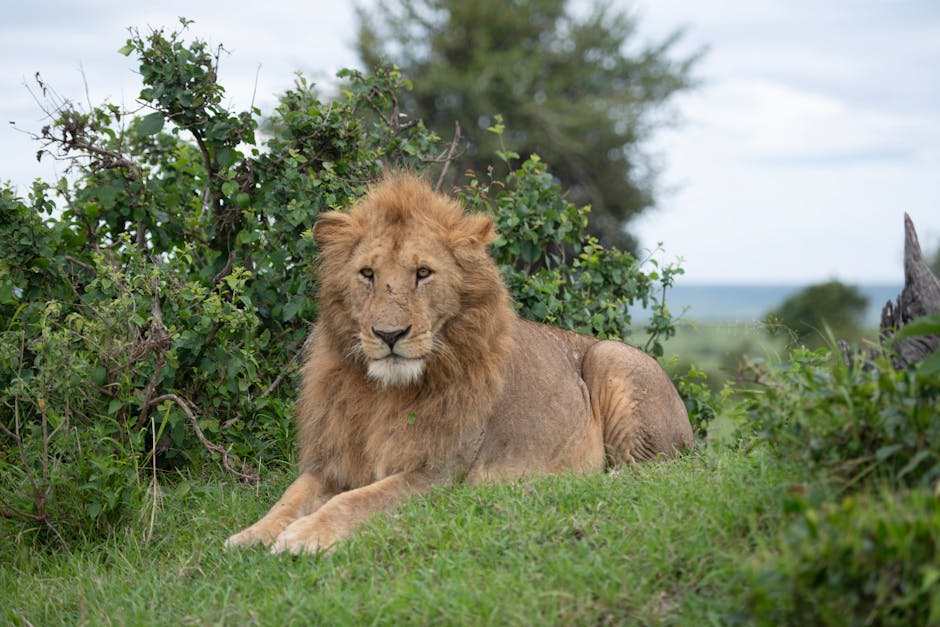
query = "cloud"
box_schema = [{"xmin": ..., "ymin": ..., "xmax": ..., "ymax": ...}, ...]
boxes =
[{"xmin": 688, "ymin": 79, "xmax": 933, "ymax": 166}]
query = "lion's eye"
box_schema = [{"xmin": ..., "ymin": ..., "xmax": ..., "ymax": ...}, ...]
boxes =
[
  {"xmin": 416, "ymin": 267, "xmax": 433, "ymax": 281},
  {"xmin": 360, "ymin": 267, "xmax": 374, "ymax": 281}
]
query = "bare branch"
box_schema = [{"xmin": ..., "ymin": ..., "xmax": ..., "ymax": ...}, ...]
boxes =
[
  {"xmin": 63, "ymin": 255, "xmax": 96, "ymax": 273},
  {"xmin": 135, "ymin": 275, "xmax": 171, "ymax": 430},
  {"xmin": 258, "ymin": 333, "xmax": 313, "ymax": 400},
  {"xmin": 147, "ymin": 394, "xmax": 259, "ymax": 484},
  {"xmin": 434, "ymin": 121, "xmax": 462, "ymax": 192}
]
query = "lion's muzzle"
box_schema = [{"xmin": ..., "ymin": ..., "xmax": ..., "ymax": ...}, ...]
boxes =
[{"xmin": 372, "ymin": 325, "xmax": 412, "ymax": 350}]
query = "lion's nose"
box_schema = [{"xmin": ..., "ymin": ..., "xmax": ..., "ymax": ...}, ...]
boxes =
[{"xmin": 372, "ymin": 326, "xmax": 412, "ymax": 349}]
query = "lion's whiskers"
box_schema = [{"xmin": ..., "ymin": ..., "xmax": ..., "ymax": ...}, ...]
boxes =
[{"xmin": 429, "ymin": 337, "xmax": 460, "ymax": 375}]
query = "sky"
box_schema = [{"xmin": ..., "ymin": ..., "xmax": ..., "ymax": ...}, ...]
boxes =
[{"xmin": 2, "ymin": 1, "xmax": 939, "ymax": 285}]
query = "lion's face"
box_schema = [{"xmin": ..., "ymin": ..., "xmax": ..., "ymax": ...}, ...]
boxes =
[
  {"xmin": 348, "ymin": 231, "xmax": 462, "ymax": 386},
  {"xmin": 313, "ymin": 175, "xmax": 500, "ymax": 388}
]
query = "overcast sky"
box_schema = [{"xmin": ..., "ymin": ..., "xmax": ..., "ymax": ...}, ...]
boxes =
[{"xmin": 3, "ymin": 1, "xmax": 939, "ymax": 285}]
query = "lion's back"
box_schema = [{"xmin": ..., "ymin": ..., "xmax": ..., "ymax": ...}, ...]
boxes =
[{"xmin": 466, "ymin": 318, "xmax": 606, "ymax": 481}]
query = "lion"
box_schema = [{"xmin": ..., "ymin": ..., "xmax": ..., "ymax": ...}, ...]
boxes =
[{"xmin": 225, "ymin": 173, "xmax": 693, "ymax": 554}]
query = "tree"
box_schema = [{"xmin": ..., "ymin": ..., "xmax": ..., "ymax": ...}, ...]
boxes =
[
  {"xmin": 356, "ymin": 0, "xmax": 699, "ymax": 251},
  {"xmin": 764, "ymin": 281, "xmax": 869, "ymax": 346}
]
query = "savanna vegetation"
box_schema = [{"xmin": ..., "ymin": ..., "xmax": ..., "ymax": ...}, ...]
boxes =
[{"xmin": 2, "ymin": 15, "xmax": 939, "ymax": 626}]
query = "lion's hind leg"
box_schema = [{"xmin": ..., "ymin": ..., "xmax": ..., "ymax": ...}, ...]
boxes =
[{"xmin": 581, "ymin": 340, "xmax": 693, "ymax": 466}]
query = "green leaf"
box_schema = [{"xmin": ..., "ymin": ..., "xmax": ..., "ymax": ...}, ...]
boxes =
[
  {"xmin": 97, "ymin": 185, "xmax": 120, "ymax": 210},
  {"xmin": 216, "ymin": 146, "xmax": 236, "ymax": 168},
  {"xmin": 92, "ymin": 365, "xmax": 108, "ymax": 387},
  {"xmin": 893, "ymin": 314, "xmax": 940, "ymax": 340},
  {"xmin": 282, "ymin": 299, "xmax": 304, "ymax": 322},
  {"xmin": 520, "ymin": 240, "xmax": 539, "ymax": 265},
  {"xmin": 875, "ymin": 444, "xmax": 902, "ymax": 461},
  {"xmin": 221, "ymin": 181, "xmax": 238, "ymax": 197},
  {"xmin": 137, "ymin": 112, "xmax": 165, "ymax": 137},
  {"xmin": 407, "ymin": 412, "xmax": 416, "ymax": 425},
  {"xmin": 0, "ymin": 281, "xmax": 14, "ymax": 304},
  {"xmin": 117, "ymin": 44, "xmax": 134, "ymax": 57},
  {"xmin": 917, "ymin": 350, "xmax": 940, "ymax": 377}
]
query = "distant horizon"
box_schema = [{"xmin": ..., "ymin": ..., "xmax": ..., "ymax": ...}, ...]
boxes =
[
  {"xmin": 647, "ymin": 282, "xmax": 902, "ymax": 326},
  {"xmin": 671, "ymin": 279, "xmax": 903, "ymax": 287}
]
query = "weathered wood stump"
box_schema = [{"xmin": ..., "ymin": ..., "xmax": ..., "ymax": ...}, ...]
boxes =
[{"xmin": 880, "ymin": 213, "xmax": 940, "ymax": 367}]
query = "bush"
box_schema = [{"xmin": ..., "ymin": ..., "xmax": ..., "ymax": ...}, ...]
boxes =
[
  {"xmin": 459, "ymin": 132, "xmax": 682, "ymax": 355},
  {"xmin": 1, "ymin": 21, "xmax": 680, "ymax": 545},
  {"xmin": 739, "ymin": 345, "xmax": 940, "ymax": 491},
  {"xmin": 742, "ymin": 488, "xmax": 940, "ymax": 625}
]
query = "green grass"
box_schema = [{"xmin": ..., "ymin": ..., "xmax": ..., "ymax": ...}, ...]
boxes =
[{"xmin": 1, "ymin": 445, "xmax": 803, "ymax": 625}]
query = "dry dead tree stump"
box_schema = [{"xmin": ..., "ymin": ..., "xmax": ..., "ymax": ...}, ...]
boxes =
[{"xmin": 879, "ymin": 213, "xmax": 940, "ymax": 367}]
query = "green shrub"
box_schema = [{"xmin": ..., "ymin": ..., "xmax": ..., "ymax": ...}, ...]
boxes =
[
  {"xmin": 743, "ymin": 488, "xmax": 940, "ymax": 626},
  {"xmin": 1, "ymin": 21, "xmax": 680, "ymax": 545},
  {"xmin": 674, "ymin": 366, "xmax": 723, "ymax": 439},
  {"xmin": 740, "ymin": 345, "xmax": 940, "ymax": 491},
  {"xmin": 459, "ymin": 142, "xmax": 683, "ymax": 355}
]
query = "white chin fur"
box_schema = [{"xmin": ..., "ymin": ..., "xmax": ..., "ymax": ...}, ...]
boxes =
[{"xmin": 367, "ymin": 357, "xmax": 426, "ymax": 387}]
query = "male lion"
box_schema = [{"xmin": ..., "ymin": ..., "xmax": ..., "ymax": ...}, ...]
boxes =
[{"xmin": 226, "ymin": 174, "xmax": 693, "ymax": 554}]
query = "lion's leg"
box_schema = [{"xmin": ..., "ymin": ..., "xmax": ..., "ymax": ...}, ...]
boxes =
[
  {"xmin": 582, "ymin": 340, "xmax": 693, "ymax": 465},
  {"xmin": 225, "ymin": 471, "xmax": 334, "ymax": 548},
  {"xmin": 270, "ymin": 471, "xmax": 432, "ymax": 555}
]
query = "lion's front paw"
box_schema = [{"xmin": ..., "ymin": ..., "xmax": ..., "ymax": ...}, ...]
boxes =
[
  {"xmin": 224, "ymin": 519, "xmax": 285, "ymax": 549},
  {"xmin": 270, "ymin": 516, "xmax": 337, "ymax": 555},
  {"xmin": 224, "ymin": 529, "xmax": 261, "ymax": 549}
]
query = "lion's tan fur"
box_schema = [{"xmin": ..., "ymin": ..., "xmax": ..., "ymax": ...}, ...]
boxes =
[{"xmin": 226, "ymin": 174, "xmax": 693, "ymax": 554}]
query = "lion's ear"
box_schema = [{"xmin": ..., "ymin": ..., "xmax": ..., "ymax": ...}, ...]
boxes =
[
  {"xmin": 453, "ymin": 213, "xmax": 497, "ymax": 249},
  {"xmin": 313, "ymin": 211, "xmax": 356, "ymax": 249}
]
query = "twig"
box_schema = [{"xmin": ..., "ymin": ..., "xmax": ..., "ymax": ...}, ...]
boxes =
[
  {"xmin": 147, "ymin": 394, "xmax": 259, "ymax": 484},
  {"xmin": 80, "ymin": 62, "xmax": 93, "ymax": 112},
  {"xmin": 434, "ymin": 121, "xmax": 462, "ymax": 192},
  {"xmin": 224, "ymin": 334, "xmax": 312, "ymax": 430},
  {"xmin": 259, "ymin": 333, "xmax": 313, "ymax": 399},
  {"xmin": 63, "ymin": 255, "xmax": 95, "ymax": 273},
  {"xmin": 212, "ymin": 251, "xmax": 235, "ymax": 286},
  {"xmin": 250, "ymin": 64, "xmax": 261, "ymax": 112},
  {"xmin": 144, "ymin": 412, "xmax": 159, "ymax": 545},
  {"xmin": 135, "ymin": 353, "xmax": 167, "ymax": 430}
]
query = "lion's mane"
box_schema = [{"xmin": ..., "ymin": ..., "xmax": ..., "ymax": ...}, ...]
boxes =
[{"xmin": 296, "ymin": 174, "xmax": 514, "ymax": 487}]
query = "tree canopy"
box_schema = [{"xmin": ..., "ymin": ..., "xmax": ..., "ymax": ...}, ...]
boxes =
[{"xmin": 356, "ymin": 0, "xmax": 699, "ymax": 251}]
